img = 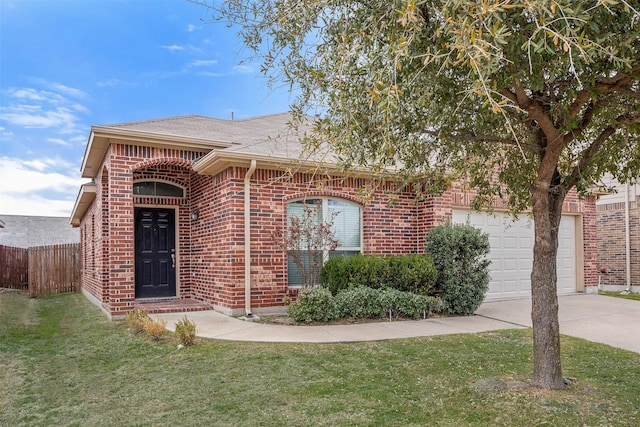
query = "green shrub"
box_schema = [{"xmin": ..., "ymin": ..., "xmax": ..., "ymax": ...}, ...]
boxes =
[
  {"xmin": 125, "ymin": 309, "xmax": 149, "ymax": 334},
  {"xmin": 387, "ymin": 254, "xmax": 438, "ymax": 295},
  {"xmin": 174, "ymin": 315, "xmax": 197, "ymax": 346},
  {"xmin": 320, "ymin": 256, "xmax": 350, "ymax": 294},
  {"xmin": 335, "ymin": 286, "xmax": 386, "ymax": 319},
  {"xmin": 288, "ymin": 287, "xmax": 339, "ymax": 323},
  {"xmin": 425, "ymin": 222, "xmax": 491, "ymax": 315},
  {"xmin": 379, "ymin": 289, "xmax": 441, "ymax": 319},
  {"xmin": 321, "ymin": 254, "xmax": 437, "ymax": 295},
  {"xmin": 288, "ymin": 286, "xmax": 441, "ymax": 323}
]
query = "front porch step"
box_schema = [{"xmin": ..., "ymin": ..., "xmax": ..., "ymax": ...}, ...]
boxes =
[{"xmin": 133, "ymin": 298, "xmax": 212, "ymax": 314}]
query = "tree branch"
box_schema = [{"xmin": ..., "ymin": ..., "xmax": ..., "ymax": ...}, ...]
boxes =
[
  {"xmin": 563, "ymin": 100, "xmax": 596, "ymax": 145},
  {"xmin": 568, "ymin": 90, "xmax": 591, "ymax": 120},
  {"xmin": 595, "ymin": 66, "xmax": 640, "ymax": 89},
  {"xmin": 425, "ymin": 130, "xmax": 542, "ymax": 154},
  {"xmin": 566, "ymin": 112, "xmax": 640, "ymax": 188}
]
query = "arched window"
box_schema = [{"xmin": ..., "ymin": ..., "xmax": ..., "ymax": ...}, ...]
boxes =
[
  {"xmin": 133, "ymin": 181, "xmax": 184, "ymax": 198},
  {"xmin": 286, "ymin": 198, "xmax": 362, "ymax": 286}
]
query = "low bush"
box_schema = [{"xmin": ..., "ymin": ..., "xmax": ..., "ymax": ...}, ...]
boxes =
[
  {"xmin": 321, "ymin": 254, "xmax": 437, "ymax": 295},
  {"xmin": 426, "ymin": 222, "xmax": 491, "ymax": 315},
  {"xmin": 143, "ymin": 317, "xmax": 167, "ymax": 341},
  {"xmin": 335, "ymin": 286, "xmax": 386, "ymax": 319},
  {"xmin": 174, "ymin": 315, "xmax": 197, "ymax": 346},
  {"xmin": 125, "ymin": 309, "xmax": 149, "ymax": 334},
  {"xmin": 288, "ymin": 287, "xmax": 339, "ymax": 323},
  {"xmin": 378, "ymin": 289, "xmax": 441, "ymax": 319},
  {"xmin": 288, "ymin": 286, "xmax": 442, "ymax": 323}
]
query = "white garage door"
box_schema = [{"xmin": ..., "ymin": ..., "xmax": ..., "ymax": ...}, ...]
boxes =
[{"xmin": 452, "ymin": 210, "xmax": 577, "ymax": 300}]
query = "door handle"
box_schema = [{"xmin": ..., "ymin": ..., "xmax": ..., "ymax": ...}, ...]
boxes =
[{"xmin": 171, "ymin": 253, "xmax": 176, "ymax": 268}]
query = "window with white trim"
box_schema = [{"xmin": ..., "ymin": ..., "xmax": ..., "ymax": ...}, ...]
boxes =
[{"xmin": 286, "ymin": 198, "xmax": 362, "ymax": 286}]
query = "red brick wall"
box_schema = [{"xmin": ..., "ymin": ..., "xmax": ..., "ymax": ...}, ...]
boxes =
[
  {"xmin": 187, "ymin": 168, "xmax": 427, "ymax": 313},
  {"xmin": 597, "ymin": 196, "xmax": 639, "ymax": 289},
  {"xmin": 78, "ymin": 142, "xmax": 599, "ymax": 317},
  {"xmin": 80, "ymin": 153, "xmax": 109, "ymax": 311},
  {"xmin": 79, "ymin": 144, "xmax": 206, "ymax": 317}
]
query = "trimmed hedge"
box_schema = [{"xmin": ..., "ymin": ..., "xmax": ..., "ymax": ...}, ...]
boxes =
[
  {"xmin": 287, "ymin": 286, "xmax": 441, "ymax": 323},
  {"xmin": 425, "ymin": 222, "xmax": 491, "ymax": 315},
  {"xmin": 321, "ymin": 254, "xmax": 437, "ymax": 296}
]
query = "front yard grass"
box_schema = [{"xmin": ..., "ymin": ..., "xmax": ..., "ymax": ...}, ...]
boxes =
[
  {"xmin": 599, "ymin": 290, "xmax": 640, "ymax": 301},
  {"xmin": 1, "ymin": 291, "xmax": 639, "ymax": 426}
]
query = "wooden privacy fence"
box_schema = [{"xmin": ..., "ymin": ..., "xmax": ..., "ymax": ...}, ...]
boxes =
[
  {"xmin": 0, "ymin": 245, "xmax": 28, "ymax": 288},
  {"xmin": 28, "ymin": 243, "xmax": 81, "ymax": 297},
  {"xmin": 0, "ymin": 243, "xmax": 80, "ymax": 297}
]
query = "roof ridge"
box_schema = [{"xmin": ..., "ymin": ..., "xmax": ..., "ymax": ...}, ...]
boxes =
[
  {"xmin": 233, "ymin": 112, "xmax": 293, "ymax": 122},
  {"xmin": 98, "ymin": 114, "xmax": 216, "ymax": 128}
]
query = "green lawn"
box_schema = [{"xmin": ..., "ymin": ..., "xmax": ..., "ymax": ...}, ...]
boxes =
[
  {"xmin": 599, "ymin": 290, "xmax": 640, "ymax": 301},
  {"xmin": 1, "ymin": 291, "xmax": 639, "ymax": 426}
]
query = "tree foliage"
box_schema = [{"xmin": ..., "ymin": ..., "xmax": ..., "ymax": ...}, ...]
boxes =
[
  {"xmin": 201, "ymin": 0, "xmax": 640, "ymax": 389},
  {"xmin": 207, "ymin": 0, "xmax": 639, "ymax": 202}
]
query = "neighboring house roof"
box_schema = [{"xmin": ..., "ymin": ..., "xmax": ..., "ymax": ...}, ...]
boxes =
[{"xmin": 0, "ymin": 215, "xmax": 80, "ymax": 248}]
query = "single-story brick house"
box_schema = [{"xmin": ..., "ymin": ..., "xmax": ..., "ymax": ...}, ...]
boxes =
[
  {"xmin": 70, "ymin": 113, "xmax": 598, "ymax": 319},
  {"xmin": 596, "ymin": 176, "xmax": 639, "ymax": 293}
]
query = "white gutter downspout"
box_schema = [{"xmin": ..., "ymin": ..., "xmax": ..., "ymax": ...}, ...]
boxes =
[
  {"xmin": 244, "ymin": 160, "xmax": 257, "ymax": 317},
  {"xmin": 623, "ymin": 182, "xmax": 632, "ymax": 293}
]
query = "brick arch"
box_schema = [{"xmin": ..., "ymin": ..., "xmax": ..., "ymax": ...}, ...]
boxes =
[
  {"xmin": 130, "ymin": 157, "xmax": 194, "ymax": 173},
  {"xmin": 283, "ymin": 191, "xmax": 365, "ymax": 206},
  {"xmin": 133, "ymin": 175, "xmax": 188, "ymax": 190}
]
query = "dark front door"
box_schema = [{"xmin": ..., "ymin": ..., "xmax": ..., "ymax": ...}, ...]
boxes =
[{"xmin": 135, "ymin": 207, "xmax": 176, "ymax": 298}]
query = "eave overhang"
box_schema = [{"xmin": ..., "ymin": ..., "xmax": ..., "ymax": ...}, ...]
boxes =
[
  {"xmin": 80, "ymin": 126, "xmax": 236, "ymax": 178},
  {"xmin": 192, "ymin": 149, "xmax": 372, "ymax": 178},
  {"xmin": 69, "ymin": 183, "xmax": 97, "ymax": 227}
]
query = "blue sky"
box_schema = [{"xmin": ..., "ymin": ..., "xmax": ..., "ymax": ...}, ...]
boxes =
[{"xmin": 0, "ymin": 0, "xmax": 292, "ymax": 217}]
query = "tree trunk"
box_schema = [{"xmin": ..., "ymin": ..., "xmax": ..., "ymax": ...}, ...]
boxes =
[{"xmin": 530, "ymin": 181, "xmax": 567, "ymax": 390}]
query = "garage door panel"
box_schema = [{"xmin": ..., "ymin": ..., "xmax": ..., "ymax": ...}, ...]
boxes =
[
  {"xmin": 503, "ymin": 236, "xmax": 518, "ymax": 249},
  {"xmin": 502, "ymin": 258, "xmax": 518, "ymax": 271},
  {"xmin": 452, "ymin": 210, "xmax": 577, "ymax": 300}
]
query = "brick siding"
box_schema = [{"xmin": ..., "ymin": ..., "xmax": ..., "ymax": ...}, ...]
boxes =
[
  {"xmin": 78, "ymin": 142, "xmax": 599, "ymax": 317},
  {"xmin": 597, "ymin": 196, "xmax": 639, "ymax": 289}
]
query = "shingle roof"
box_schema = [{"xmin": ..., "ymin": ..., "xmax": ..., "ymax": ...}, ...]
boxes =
[
  {"xmin": 0, "ymin": 215, "xmax": 80, "ymax": 248},
  {"xmin": 81, "ymin": 112, "xmax": 341, "ymax": 180},
  {"xmin": 102, "ymin": 112, "xmax": 307, "ymax": 148}
]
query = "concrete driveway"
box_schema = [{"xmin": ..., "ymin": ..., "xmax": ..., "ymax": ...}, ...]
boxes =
[{"xmin": 476, "ymin": 294, "xmax": 640, "ymax": 354}]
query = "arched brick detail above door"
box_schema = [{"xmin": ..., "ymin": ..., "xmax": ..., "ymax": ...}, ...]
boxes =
[{"xmin": 131, "ymin": 157, "xmax": 194, "ymax": 173}]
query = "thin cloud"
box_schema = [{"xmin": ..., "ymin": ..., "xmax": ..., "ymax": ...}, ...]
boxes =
[
  {"xmin": 197, "ymin": 64, "xmax": 256, "ymax": 78},
  {"xmin": 48, "ymin": 82, "xmax": 88, "ymax": 98},
  {"xmin": 96, "ymin": 78, "xmax": 121, "ymax": 87},
  {"xmin": 0, "ymin": 106, "xmax": 79, "ymax": 130},
  {"xmin": 186, "ymin": 24, "xmax": 197, "ymax": 32},
  {"xmin": 161, "ymin": 44, "xmax": 185, "ymax": 51},
  {"xmin": 189, "ymin": 59, "xmax": 218, "ymax": 67},
  {"xmin": 27, "ymin": 78, "xmax": 88, "ymax": 99},
  {"xmin": 0, "ymin": 83, "xmax": 88, "ymax": 135},
  {"xmin": 232, "ymin": 64, "xmax": 254, "ymax": 74},
  {"xmin": 96, "ymin": 78, "xmax": 137, "ymax": 88},
  {"xmin": 47, "ymin": 137, "xmax": 72, "ymax": 147},
  {"xmin": 0, "ymin": 156, "xmax": 84, "ymax": 195}
]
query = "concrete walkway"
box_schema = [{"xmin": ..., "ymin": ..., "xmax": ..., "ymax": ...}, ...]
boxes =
[{"xmin": 154, "ymin": 294, "xmax": 640, "ymax": 353}]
